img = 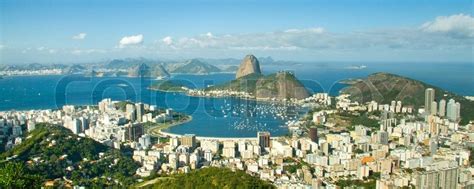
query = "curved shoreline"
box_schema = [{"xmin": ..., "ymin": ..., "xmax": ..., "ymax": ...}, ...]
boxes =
[
  {"xmin": 158, "ymin": 129, "xmax": 286, "ymax": 142},
  {"xmin": 147, "ymin": 116, "xmax": 193, "ymax": 137},
  {"xmin": 158, "ymin": 127, "xmax": 287, "ymax": 142},
  {"xmin": 147, "ymin": 115, "xmax": 287, "ymax": 141}
]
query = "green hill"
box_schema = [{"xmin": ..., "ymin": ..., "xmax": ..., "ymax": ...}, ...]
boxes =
[
  {"xmin": 149, "ymin": 80, "xmax": 188, "ymax": 92},
  {"xmin": 207, "ymin": 71, "xmax": 310, "ymax": 100},
  {"xmin": 0, "ymin": 123, "xmax": 139, "ymax": 187},
  {"xmin": 139, "ymin": 167, "xmax": 274, "ymax": 189},
  {"xmin": 341, "ymin": 72, "xmax": 474, "ymax": 125}
]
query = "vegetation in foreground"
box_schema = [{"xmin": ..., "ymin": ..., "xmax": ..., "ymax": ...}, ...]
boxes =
[
  {"xmin": 138, "ymin": 167, "xmax": 274, "ymax": 189},
  {"xmin": 0, "ymin": 123, "xmax": 140, "ymax": 188}
]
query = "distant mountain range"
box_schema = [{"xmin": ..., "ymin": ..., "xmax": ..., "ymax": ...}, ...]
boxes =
[
  {"xmin": 98, "ymin": 58, "xmax": 231, "ymax": 76},
  {"xmin": 0, "ymin": 56, "xmax": 302, "ymax": 77},
  {"xmin": 166, "ymin": 59, "xmax": 221, "ymax": 74}
]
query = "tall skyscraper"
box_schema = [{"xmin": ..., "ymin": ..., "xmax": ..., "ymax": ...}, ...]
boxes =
[
  {"xmin": 430, "ymin": 101, "xmax": 438, "ymax": 115},
  {"xmin": 447, "ymin": 99, "xmax": 457, "ymax": 121},
  {"xmin": 425, "ymin": 88, "xmax": 435, "ymax": 114},
  {"xmin": 125, "ymin": 123, "xmax": 144, "ymax": 142},
  {"xmin": 309, "ymin": 127, "xmax": 318, "ymax": 143},
  {"xmin": 438, "ymin": 99, "xmax": 446, "ymax": 117},
  {"xmin": 257, "ymin": 131, "xmax": 271, "ymax": 149},
  {"xmin": 126, "ymin": 104, "xmax": 136, "ymax": 122},
  {"xmin": 136, "ymin": 103, "xmax": 145, "ymax": 122},
  {"xmin": 70, "ymin": 118, "xmax": 82, "ymax": 134}
]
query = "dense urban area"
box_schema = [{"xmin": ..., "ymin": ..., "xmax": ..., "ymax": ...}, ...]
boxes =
[{"xmin": 1, "ymin": 85, "xmax": 473, "ymax": 188}]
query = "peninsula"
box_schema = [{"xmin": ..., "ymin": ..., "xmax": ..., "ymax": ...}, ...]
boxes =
[{"xmin": 150, "ymin": 55, "xmax": 311, "ymax": 101}]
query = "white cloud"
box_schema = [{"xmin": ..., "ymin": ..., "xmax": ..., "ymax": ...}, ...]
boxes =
[
  {"xmin": 37, "ymin": 46, "xmax": 45, "ymax": 51},
  {"xmin": 153, "ymin": 15, "xmax": 472, "ymax": 54},
  {"xmin": 119, "ymin": 34, "xmax": 144, "ymax": 48},
  {"xmin": 162, "ymin": 36, "xmax": 173, "ymax": 45},
  {"xmin": 48, "ymin": 49, "xmax": 57, "ymax": 54},
  {"xmin": 72, "ymin": 33, "xmax": 87, "ymax": 40},
  {"xmin": 421, "ymin": 14, "xmax": 474, "ymax": 38}
]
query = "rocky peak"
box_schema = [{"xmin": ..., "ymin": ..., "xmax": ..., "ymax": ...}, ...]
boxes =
[{"xmin": 235, "ymin": 54, "xmax": 262, "ymax": 79}]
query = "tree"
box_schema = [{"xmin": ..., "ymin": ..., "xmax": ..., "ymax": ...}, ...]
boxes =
[{"xmin": 0, "ymin": 162, "xmax": 43, "ymax": 188}]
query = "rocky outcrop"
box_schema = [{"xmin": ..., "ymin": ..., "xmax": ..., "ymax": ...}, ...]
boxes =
[
  {"xmin": 207, "ymin": 55, "xmax": 310, "ymax": 100},
  {"xmin": 255, "ymin": 71, "xmax": 310, "ymax": 100},
  {"xmin": 235, "ymin": 55, "xmax": 262, "ymax": 79}
]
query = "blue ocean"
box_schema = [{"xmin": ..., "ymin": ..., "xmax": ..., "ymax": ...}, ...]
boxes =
[{"xmin": 0, "ymin": 62, "xmax": 472, "ymax": 137}]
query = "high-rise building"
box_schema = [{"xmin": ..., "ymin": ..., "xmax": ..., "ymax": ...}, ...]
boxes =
[
  {"xmin": 377, "ymin": 131, "xmax": 388, "ymax": 145},
  {"xmin": 126, "ymin": 104, "xmax": 136, "ymax": 122},
  {"xmin": 257, "ymin": 131, "xmax": 271, "ymax": 150},
  {"xmin": 12, "ymin": 125, "xmax": 22, "ymax": 137},
  {"xmin": 204, "ymin": 150, "xmax": 213, "ymax": 162},
  {"xmin": 447, "ymin": 99, "xmax": 457, "ymax": 121},
  {"xmin": 136, "ymin": 103, "xmax": 145, "ymax": 122},
  {"xmin": 138, "ymin": 134, "xmax": 151, "ymax": 149},
  {"xmin": 70, "ymin": 118, "xmax": 81, "ymax": 134},
  {"xmin": 181, "ymin": 134, "xmax": 196, "ymax": 148},
  {"xmin": 425, "ymin": 88, "xmax": 435, "ymax": 114},
  {"xmin": 438, "ymin": 99, "xmax": 446, "ymax": 117},
  {"xmin": 309, "ymin": 127, "xmax": 318, "ymax": 143},
  {"xmin": 170, "ymin": 137, "xmax": 180, "ymax": 148},
  {"xmin": 430, "ymin": 101, "xmax": 438, "ymax": 115},
  {"xmin": 414, "ymin": 167, "xmax": 459, "ymax": 189},
  {"xmin": 456, "ymin": 102, "xmax": 461, "ymax": 120},
  {"xmin": 125, "ymin": 123, "xmax": 144, "ymax": 142},
  {"xmin": 27, "ymin": 120, "xmax": 36, "ymax": 132},
  {"xmin": 429, "ymin": 138, "xmax": 438, "ymax": 155},
  {"xmin": 79, "ymin": 117, "xmax": 89, "ymax": 131},
  {"xmin": 98, "ymin": 98, "xmax": 112, "ymax": 112}
]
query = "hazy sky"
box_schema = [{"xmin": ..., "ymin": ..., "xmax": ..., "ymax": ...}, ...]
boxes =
[{"xmin": 0, "ymin": 0, "xmax": 473, "ymax": 64}]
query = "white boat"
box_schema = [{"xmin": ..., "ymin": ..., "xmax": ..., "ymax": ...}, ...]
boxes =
[{"xmin": 155, "ymin": 76, "xmax": 168, "ymax": 80}]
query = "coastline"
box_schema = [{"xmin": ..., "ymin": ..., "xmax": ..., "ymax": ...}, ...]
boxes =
[
  {"xmin": 148, "ymin": 86, "xmax": 307, "ymax": 105},
  {"xmin": 147, "ymin": 115, "xmax": 193, "ymax": 136},
  {"xmin": 147, "ymin": 87, "xmax": 186, "ymax": 93},
  {"xmin": 158, "ymin": 129, "xmax": 285, "ymax": 142},
  {"xmin": 147, "ymin": 114, "xmax": 288, "ymax": 141}
]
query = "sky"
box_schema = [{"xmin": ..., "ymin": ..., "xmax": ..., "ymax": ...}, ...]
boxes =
[{"xmin": 0, "ymin": 0, "xmax": 473, "ymax": 64}]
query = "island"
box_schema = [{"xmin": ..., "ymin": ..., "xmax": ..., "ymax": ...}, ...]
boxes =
[{"xmin": 338, "ymin": 78, "xmax": 363, "ymax": 85}]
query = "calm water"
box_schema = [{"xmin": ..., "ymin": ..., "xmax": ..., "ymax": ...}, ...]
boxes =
[{"xmin": 0, "ymin": 62, "xmax": 472, "ymax": 137}]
